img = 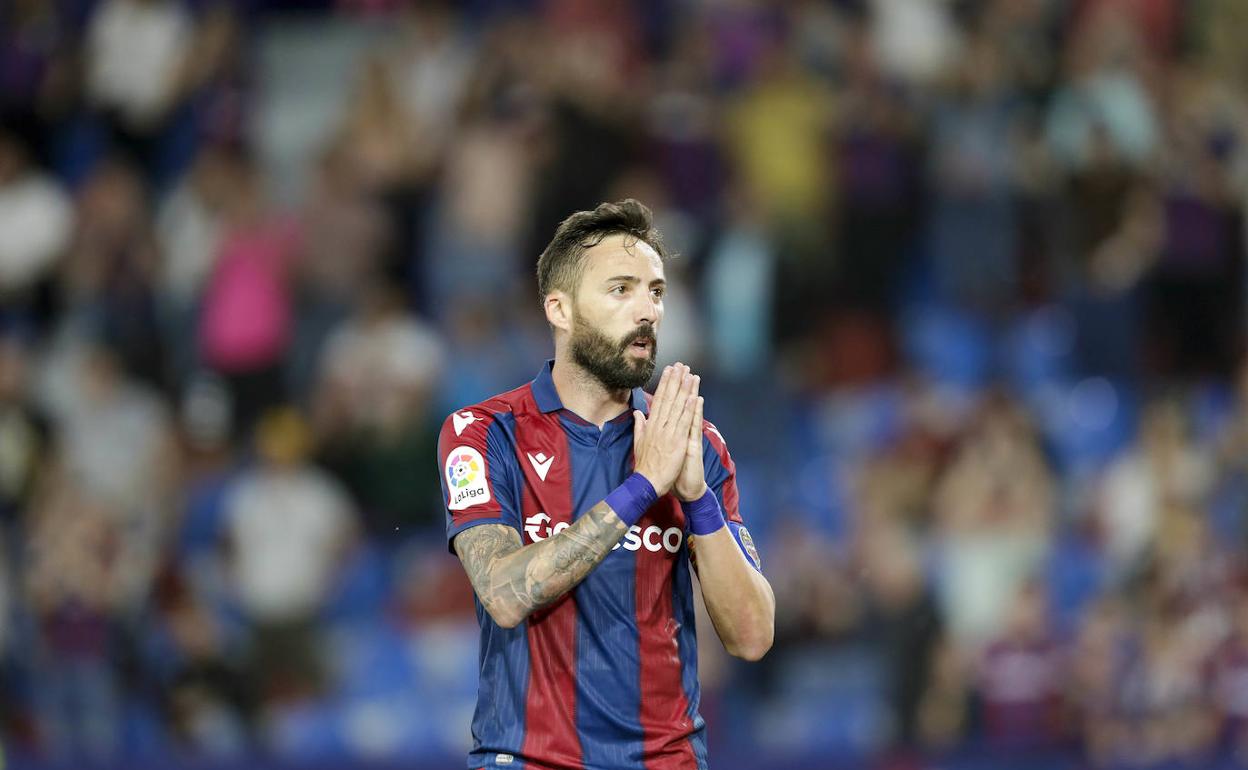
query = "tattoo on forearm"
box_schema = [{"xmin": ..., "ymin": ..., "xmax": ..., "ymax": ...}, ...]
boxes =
[
  {"xmin": 455, "ymin": 525, "xmax": 522, "ymax": 595},
  {"xmin": 454, "ymin": 502, "xmax": 627, "ymax": 624}
]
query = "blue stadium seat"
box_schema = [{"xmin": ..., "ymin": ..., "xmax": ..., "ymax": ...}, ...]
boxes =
[
  {"xmin": 728, "ymin": 646, "xmax": 889, "ymax": 760},
  {"xmin": 1189, "ymin": 381, "xmax": 1235, "ymax": 444},
  {"xmin": 404, "ymin": 625, "xmax": 479, "ymax": 700},
  {"xmin": 809, "ymin": 384, "xmax": 906, "ymax": 458},
  {"xmin": 322, "ymin": 545, "xmax": 393, "ymax": 623},
  {"xmin": 327, "ymin": 622, "xmax": 420, "ymax": 700},
  {"xmin": 266, "ymin": 701, "xmax": 345, "ymax": 759},
  {"xmin": 1046, "ymin": 536, "xmax": 1106, "ymax": 635},
  {"xmin": 902, "ymin": 306, "xmax": 992, "ymax": 392},
  {"xmin": 333, "ymin": 693, "xmax": 436, "ymax": 759},
  {"xmin": 1003, "ymin": 306, "xmax": 1076, "ymax": 396},
  {"xmin": 121, "ymin": 699, "xmax": 169, "ymax": 757},
  {"xmin": 1035, "ymin": 377, "xmax": 1136, "ymax": 475}
]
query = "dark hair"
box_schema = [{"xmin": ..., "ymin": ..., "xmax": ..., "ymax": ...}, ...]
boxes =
[{"xmin": 536, "ymin": 199, "xmax": 668, "ymax": 300}]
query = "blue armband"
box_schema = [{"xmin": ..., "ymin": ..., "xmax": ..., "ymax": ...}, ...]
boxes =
[
  {"xmin": 681, "ymin": 488, "xmax": 725, "ymax": 536},
  {"xmin": 604, "ymin": 472, "xmax": 658, "ymax": 527}
]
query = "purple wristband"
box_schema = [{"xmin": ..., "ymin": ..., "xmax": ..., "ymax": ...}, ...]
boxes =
[
  {"xmin": 681, "ymin": 488, "xmax": 725, "ymax": 536},
  {"xmin": 604, "ymin": 472, "xmax": 658, "ymax": 527}
]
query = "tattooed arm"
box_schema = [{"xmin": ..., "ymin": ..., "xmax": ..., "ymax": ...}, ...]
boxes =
[
  {"xmin": 454, "ymin": 365, "xmax": 698, "ymax": 628},
  {"xmin": 453, "ymin": 501, "xmax": 627, "ymax": 628}
]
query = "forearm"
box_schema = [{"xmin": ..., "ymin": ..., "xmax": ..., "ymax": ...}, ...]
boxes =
[
  {"xmin": 693, "ymin": 527, "xmax": 775, "ymax": 660},
  {"xmin": 456, "ymin": 502, "xmax": 627, "ymax": 628}
]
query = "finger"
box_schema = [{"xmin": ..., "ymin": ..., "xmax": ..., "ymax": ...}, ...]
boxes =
[
  {"xmin": 688, "ymin": 381, "xmax": 702, "ymax": 445},
  {"xmin": 686, "ymin": 395, "xmax": 703, "ymax": 461},
  {"xmin": 682, "ymin": 372, "xmax": 699, "ymax": 433},
  {"xmin": 650, "ymin": 365, "xmax": 674, "ymax": 427},
  {"xmin": 681, "ymin": 367, "xmax": 697, "ymax": 404},
  {"xmin": 632, "ymin": 409, "xmax": 645, "ymax": 450},
  {"xmin": 664, "ymin": 367, "xmax": 692, "ymax": 431},
  {"xmin": 657, "ymin": 362, "xmax": 685, "ymax": 428},
  {"xmin": 671, "ymin": 371, "xmax": 697, "ymax": 433}
]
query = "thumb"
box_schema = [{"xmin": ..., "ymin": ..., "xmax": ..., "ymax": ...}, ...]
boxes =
[{"xmin": 632, "ymin": 410, "xmax": 645, "ymax": 449}]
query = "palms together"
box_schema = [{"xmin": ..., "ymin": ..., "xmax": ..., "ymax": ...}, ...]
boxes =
[{"xmin": 632, "ymin": 363, "xmax": 707, "ymax": 501}]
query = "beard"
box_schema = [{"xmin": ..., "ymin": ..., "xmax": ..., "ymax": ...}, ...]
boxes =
[{"xmin": 569, "ymin": 313, "xmax": 657, "ymax": 392}]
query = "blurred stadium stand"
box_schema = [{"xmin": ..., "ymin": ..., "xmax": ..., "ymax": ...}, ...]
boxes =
[{"xmin": 2, "ymin": 0, "xmax": 1248, "ymax": 768}]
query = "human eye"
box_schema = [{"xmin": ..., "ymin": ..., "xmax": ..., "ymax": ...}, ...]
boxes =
[
  {"xmin": 610, "ymin": 284, "xmax": 628, "ymax": 295},
  {"xmin": 651, "ymin": 286, "xmax": 665, "ymax": 300}
]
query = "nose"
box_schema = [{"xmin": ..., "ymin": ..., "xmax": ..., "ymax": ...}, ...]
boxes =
[{"xmin": 633, "ymin": 290, "xmax": 659, "ymax": 326}]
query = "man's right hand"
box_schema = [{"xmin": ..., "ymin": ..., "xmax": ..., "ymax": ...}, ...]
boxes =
[{"xmin": 632, "ymin": 363, "xmax": 699, "ymax": 496}]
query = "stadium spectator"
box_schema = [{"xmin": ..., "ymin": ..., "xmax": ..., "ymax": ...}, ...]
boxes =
[
  {"xmin": 385, "ymin": 0, "xmax": 474, "ymax": 154},
  {"xmin": 1143, "ymin": 64, "xmax": 1246, "ymax": 379},
  {"xmin": 974, "ymin": 581, "xmax": 1067, "ymax": 749},
  {"xmin": 1, "ymin": 1, "xmax": 1247, "ymax": 766},
  {"xmin": 24, "ymin": 483, "xmax": 126, "ymax": 759},
  {"xmin": 312, "ymin": 282, "xmax": 445, "ymax": 535},
  {"xmin": 1211, "ymin": 587, "xmax": 1248, "ymax": 761},
  {"xmin": 422, "ymin": 72, "xmax": 536, "ymax": 319},
  {"xmin": 41, "ymin": 338, "xmax": 178, "ymax": 611},
  {"xmin": 84, "ymin": 0, "xmax": 194, "ymax": 175},
  {"xmin": 925, "ymin": 32, "xmax": 1023, "ymax": 314},
  {"xmin": 0, "ymin": 1, "xmax": 78, "ymax": 159},
  {"xmin": 858, "ymin": 520, "xmax": 946, "ymax": 751},
  {"xmin": 148, "ymin": 570, "xmax": 253, "ymax": 756},
  {"xmin": 156, "ymin": 143, "xmax": 236, "ymax": 384},
  {"xmin": 703, "ymin": 193, "xmax": 776, "ymax": 381},
  {"xmin": 0, "ymin": 331, "xmax": 49, "ymax": 526},
  {"xmin": 332, "ymin": 53, "xmax": 436, "ymax": 296},
  {"xmin": 196, "ymin": 146, "xmax": 300, "ymax": 441},
  {"xmin": 222, "ymin": 407, "xmax": 357, "ymax": 705},
  {"xmin": 934, "ymin": 396, "xmax": 1054, "ymax": 647},
  {"xmin": 1097, "ymin": 399, "xmax": 1214, "ymax": 577},
  {"xmin": 0, "ymin": 127, "xmax": 73, "ymax": 314},
  {"xmin": 61, "ymin": 158, "xmax": 166, "ymax": 387},
  {"xmin": 287, "ymin": 142, "xmax": 390, "ymax": 398}
]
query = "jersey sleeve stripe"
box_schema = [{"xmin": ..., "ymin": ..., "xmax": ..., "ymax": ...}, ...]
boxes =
[
  {"xmin": 440, "ymin": 405, "xmax": 521, "ymax": 551},
  {"xmin": 703, "ymin": 421, "xmax": 743, "ymax": 525}
]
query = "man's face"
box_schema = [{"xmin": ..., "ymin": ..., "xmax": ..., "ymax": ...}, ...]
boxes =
[{"xmin": 566, "ymin": 233, "xmax": 666, "ymax": 392}]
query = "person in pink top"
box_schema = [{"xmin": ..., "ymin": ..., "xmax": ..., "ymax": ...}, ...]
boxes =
[{"xmin": 196, "ymin": 145, "xmax": 300, "ymax": 441}]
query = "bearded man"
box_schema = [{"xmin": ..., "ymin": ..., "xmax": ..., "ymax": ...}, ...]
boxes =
[{"xmin": 436, "ymin": 199, "xmax": 773, "ymax": 770}]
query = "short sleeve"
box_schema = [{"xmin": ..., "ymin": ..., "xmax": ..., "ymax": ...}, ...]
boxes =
[
  {"xmin": 702, "ymin": 420, "xmax": 761, "ymax": 572},
  {"xmin": 437, "ymin": 409, "xmax": 521, "ymax": 551},
  {"xmin": 702, "ymin": 421, "xmax": 741, "ymax": 524}
]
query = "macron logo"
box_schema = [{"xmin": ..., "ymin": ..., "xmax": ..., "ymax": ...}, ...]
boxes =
[
  {"xmin": 452, "ymin": 411, "xmax": 481, "ymax": 436},
  {"xmin": 527, "ymin": 451, "xmax": 554, "ymax": 481}
]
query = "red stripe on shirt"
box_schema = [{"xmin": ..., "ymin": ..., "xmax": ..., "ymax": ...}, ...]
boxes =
[
  {"xmin": 704, "ymin": 420, "xmax": 742, "ymax": 524},
  {"xmin": 438, "ymin": 403, "xmax": 506, "ymax": 525},
  {"xmin": 519, "ymin": 404, "xmax": 583, "ymax": 770},
  {"xmin": 635, "ymin": 496, "xmax": 698, "ymax": 770}
]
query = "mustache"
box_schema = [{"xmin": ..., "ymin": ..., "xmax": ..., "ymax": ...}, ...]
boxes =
[{"xmin": 623, "ymin": 326, "xmax": 657, "ymax": 347}]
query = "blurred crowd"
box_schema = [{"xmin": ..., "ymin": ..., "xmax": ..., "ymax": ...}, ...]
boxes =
[{"xmin": 2, "ymin": 0, "xmax": 1248, "ymax": 767}]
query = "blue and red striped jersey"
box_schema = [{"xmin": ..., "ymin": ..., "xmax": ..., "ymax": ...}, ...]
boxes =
[{"xmin": 437, "ymin": 361, "xmax": 758, "ymax": 770}]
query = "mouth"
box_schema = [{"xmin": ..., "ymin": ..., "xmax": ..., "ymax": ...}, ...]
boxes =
[{"xmin": 627, "ymin": 337, "xmax": 654, "ymax": 358}]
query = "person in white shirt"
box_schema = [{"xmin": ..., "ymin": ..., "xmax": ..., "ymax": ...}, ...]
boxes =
[
  {"xmin": 0, "ymin": 129, "xmax": 73, "ymax": 302},
  {"xmin": 222, "ymin": 407, "xmax": 357, "ymax": 702}
]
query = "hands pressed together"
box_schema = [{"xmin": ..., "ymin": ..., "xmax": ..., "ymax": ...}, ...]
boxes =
[{"xmin": 631, "ymin": 362, "xmax": 708, "ymax": 501}]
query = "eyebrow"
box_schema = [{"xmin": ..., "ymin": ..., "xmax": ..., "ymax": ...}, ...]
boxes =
[{"xmin": 604, "ymin": 275, "xmax": 667, "ymax": 287}]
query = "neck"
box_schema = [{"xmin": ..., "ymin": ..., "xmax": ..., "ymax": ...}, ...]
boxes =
[{"xmin": 551, "ymin": 356, "xmax": 633, "ymax": 428}]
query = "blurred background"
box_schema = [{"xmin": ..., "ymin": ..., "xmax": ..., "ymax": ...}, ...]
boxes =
[{"xmin": 1, "ymin": 0, "xmax": 1247, "ymax": 768}]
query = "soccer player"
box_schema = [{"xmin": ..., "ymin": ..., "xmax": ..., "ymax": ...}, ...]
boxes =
[{"xmin": 437, "ymin": 199, "xmax": 774, "ymax": 770}]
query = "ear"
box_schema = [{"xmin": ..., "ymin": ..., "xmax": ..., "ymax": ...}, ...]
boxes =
[{"xmin": 544, "ymin": 291, "xmax": 573, "ymax": 333}]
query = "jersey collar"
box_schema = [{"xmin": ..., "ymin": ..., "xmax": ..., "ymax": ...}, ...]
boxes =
[{"xmin": 531, "ymin": 359, "xmax": 650, "ymax": 417}]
